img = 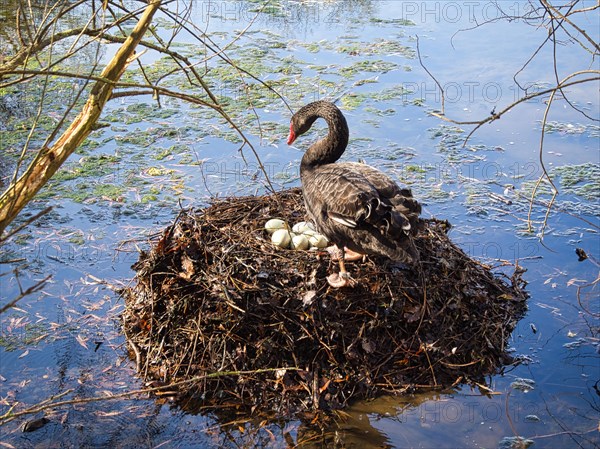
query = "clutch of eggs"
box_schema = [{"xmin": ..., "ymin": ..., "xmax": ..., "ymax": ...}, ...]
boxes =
[{"xmin": 265, "ymin": 219, "xmax": 328, "ymax": 250}]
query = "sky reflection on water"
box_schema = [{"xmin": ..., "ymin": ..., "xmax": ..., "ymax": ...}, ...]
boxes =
[{"xmin": 1, "ymin": 1, "xmax": 598, "ymax": 448}]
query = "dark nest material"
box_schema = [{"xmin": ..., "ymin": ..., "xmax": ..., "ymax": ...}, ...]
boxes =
[{"xmin": 123, "ymin": 188, "xmax": 528, "ymax": 418}]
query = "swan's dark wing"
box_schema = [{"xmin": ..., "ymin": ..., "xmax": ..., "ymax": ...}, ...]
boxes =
[
  {"xmin": 305, "ymin": 163, "xmax": 418, "ymax": 237},
  {"xmin": 304, "ymin": 164, "xmax": 380, "ymax": 228},
  {"xmin": 340, "ymin": 162, "xmax": 401, "ymax": 198},
  {"xmin": 341, "ymin": 162, "xmax": 422, "ymax": 231}
]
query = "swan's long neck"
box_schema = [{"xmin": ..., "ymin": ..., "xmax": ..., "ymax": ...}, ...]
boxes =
[{"xmin": 300, "ymin": 103, "xmax": 349, "ymax": 169}]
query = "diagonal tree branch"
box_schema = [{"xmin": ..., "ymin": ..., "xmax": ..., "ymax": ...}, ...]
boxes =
[{"xmin": 0, "ymin": 0, "xmax": 163, "ymax": 237}]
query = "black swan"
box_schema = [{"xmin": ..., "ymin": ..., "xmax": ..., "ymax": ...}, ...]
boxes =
[{"xmin": 287, "ymin": 100, "xmax": 422, "ymax": 288}]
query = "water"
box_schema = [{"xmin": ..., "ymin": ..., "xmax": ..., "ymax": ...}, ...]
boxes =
[{"xmin": 1, "ymin": 1, "xmax": 598, "ymax": 447}]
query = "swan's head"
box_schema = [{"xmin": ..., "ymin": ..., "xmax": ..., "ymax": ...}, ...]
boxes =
[
  {"xmin": 287, "ymin": 109, "xmax": 319, "ymax": 145},
  {"xmin": 287, "ymin": 117, "xmax": 316, "ymax": 145}
]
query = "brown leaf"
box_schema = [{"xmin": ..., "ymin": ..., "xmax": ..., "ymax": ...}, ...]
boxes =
[
  {"xmin": 76, "ymin": 334, "xmax": 89, "ymax": 349},
  {"xmin": 179, "ymin": 254, "xmax": 195, "ymax": 280}
]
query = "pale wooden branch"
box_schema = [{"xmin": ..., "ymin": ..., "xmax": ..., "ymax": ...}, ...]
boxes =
[{"xmin": 0, "ymin": 0, "xmax": 163, "ymax": 237}]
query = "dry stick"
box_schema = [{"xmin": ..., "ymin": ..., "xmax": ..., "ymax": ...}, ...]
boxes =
[
  {"xmin": 0, "ymin": 2, "xmax": 140, "ymax": 74},
  {"xmin": 111, "ymin": 90, "xmax": 277, "ymax": 195},
  {"xmin": 421, "ymin": 339, "xmax": 438, "ymax": 387},
  {"xmin": 539, "ymin": 393, "xmax": 590, "ymax": 449},
  {"xmin": 417, "ymin": 73, "xmax": 600, "ymax": 237},
  {"xmin": 527, "ymin": 9, "xmax": 563, "ymax": 237},
  {"xmin": 508, "ymin": 187, "xmax": 600, "ymax": 231},
  {"xmin": 416, "ymin": 35, "xmax": 444, "ymax": 115},
  {"xmin": 160, "ymin": 9, "xmax": 283, "ymax": 193},
  {"xmin": 159, "ymin": 2, "xmax": 291, "ymax": 112},
  {"xmin": 544, "ymin": 2, "xmax": 598, "ymax": 123},
  {"xmin": 20, "ymin": 10, "xmax": 107, "ymax": 186},
  {"xmin": 416, "ymin": 39, "xmax": 599, "ymax": 146},
  {"xmin": 0, "ymin": 367, "xmax": 299, "ymax": 426},
  {"xmin": 0, "ymin": 206, "xmax": 53, "ymax": 244},
  {"xmin": 576, "ymin": 274, "xmax": 600, "ymax": 318},
  {"xmin": 202, "ymin": 2, "xmax": 274, "ymax": 141},
  {"xmin": 158, "ymin": 2, "xmax": 269, "ymax": 106},
  {"xmin": 0, "ymin": 0, "xmax": 163, "ymax": 237},
  {"xmin": 541, "ymin": 0, "xmax": 600, "ymax": 53},
  {"xmin": 0, "ymin": 275, "xmax": 52, "ymax": 315},
  {"xmin": 9, "ymin": 5, "xmax": 147, "ymax": 177},
  {"xmin": 525, "ymin": 70, "xmax": 598, "ymax": 236},
  {"xmin": 510, "ymin": 2, "xmax": 564, "ymax": 95}
]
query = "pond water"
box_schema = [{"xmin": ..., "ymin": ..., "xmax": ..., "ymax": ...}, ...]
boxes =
[{"xmin": 1, "ymin": 1, "xmax": 598, "ymax": 448}]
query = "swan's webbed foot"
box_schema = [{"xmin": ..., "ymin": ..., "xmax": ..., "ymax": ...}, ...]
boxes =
[
  {"xmin": 327, "ymin": 247, "xmax": 357, "ymax": 288},
  {"xmin": 327, "ymin": 271, "xmax": 356, "ymax": 288}
]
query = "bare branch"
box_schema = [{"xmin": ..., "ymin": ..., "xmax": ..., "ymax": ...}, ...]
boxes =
[
  {"xmin": 416, "ymin": 35, "xmax": 445, "ymax": 115},
  {"xmin": 0, "ymin": 0, "xmax": 163, "ymax": 237},
  {"xmin": 0, "ymin": 275, "xmax": 51, "ymax": 315}
]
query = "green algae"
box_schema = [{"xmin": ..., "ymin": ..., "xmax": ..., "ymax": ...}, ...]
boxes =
[
  {"xmin": 53, "ymin": 154, "xmax": 122, "ymax": 182},
  {"xmin": 339, "ymin": 60, "xmax": 400, "ymax": 78},
  {"xmin": 0, "ymin": 321, "xmax": 48, "ymax": 351},
  {"xmin": 552, "ymin": 163, "xmax": 600, "ymax": 201}
]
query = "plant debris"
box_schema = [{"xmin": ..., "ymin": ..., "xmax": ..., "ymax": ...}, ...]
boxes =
[{"xmin": 122, "ymin": 188, "xmax": 528, "ymax": 418}]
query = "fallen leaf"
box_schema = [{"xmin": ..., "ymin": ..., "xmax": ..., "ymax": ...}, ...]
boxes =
[
  {"xmin": 76, "ymin": 334, "xmax": 89, "ymax": 349},
  {"xmin": 302, "ymin": 290, "xmax": 317, "ymax": 306}
]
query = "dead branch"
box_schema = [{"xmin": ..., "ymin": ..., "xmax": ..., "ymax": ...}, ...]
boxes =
[
  {"xmin": 0, "ymin": 0, "xmax": 163, "ymax": 237},
  {"xmin": 0, "ymin": 367, "xmax": 298, "ymax": 426},
  {"xmin": 0, "ymin": 0, "xmax": 283, "ymax": 237},
  {"xmin": 0, "ymin": 275, "xmax": 51, "ymax": 315},
  {"xmin": 417, "ymin": 1, "xmax": 599, "ymax": 238}
]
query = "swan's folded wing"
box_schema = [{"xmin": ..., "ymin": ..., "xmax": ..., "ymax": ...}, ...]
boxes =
[
  {"xmin": 307, "ymin": 165, "xmax": 385, "ymax": 227},
  {"xmin": 342, "ymin": 162, "xmax": 421, "ymax": 219},
  {"xmin": 339, "ymin": 162, "xmax": 402, "ymax": 198}
]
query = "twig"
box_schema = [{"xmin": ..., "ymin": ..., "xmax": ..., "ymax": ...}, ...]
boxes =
[
  {"xmin": 0, "ymin": 367, "xmax": 299, "ymax": 426},
  {"xmin": 0, "ymin": 275, "xmax": 51, "ymax": 315},
  {"xmin": 0, "ymin": 206, "xmax": 52, "ymax": 243},
  {"xmin": 416, "ymin": 35, "xmax": 444, "ymax": 115}
]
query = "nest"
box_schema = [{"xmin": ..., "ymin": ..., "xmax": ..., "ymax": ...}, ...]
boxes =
[{"xmin": 123, "ymin": 188, "xmax": 527, "ymax": 418}]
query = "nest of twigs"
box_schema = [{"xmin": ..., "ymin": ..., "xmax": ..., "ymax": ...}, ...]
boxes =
[{"xmin": 123, "ymin": 188, "xmax": 527, "ymax": 418}]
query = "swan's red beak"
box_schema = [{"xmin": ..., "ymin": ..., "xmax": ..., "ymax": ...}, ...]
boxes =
[{"xmin": 287, "ymin": 124, "xmax": 296, "ymax": 145}]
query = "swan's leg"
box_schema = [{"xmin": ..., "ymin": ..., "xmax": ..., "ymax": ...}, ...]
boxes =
[
  {"xmin": 343, "ymin": 248, "xmax": 364, "ymax": 261},
  {"xmin": 327, "ymin": 246, "xmax": 356, "ymax": 288},
  {"xmin": 326, "ymin": 246, "xmax": 364, "ymax": 262}
]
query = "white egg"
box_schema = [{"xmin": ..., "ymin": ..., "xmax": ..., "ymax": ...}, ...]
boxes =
[
  {"xmin": 264, "ymin": 218, "xmax": 287, "ymax": 234},
  {"xmin": 309, "ymin": 234, "xmax": 329, "ymax": 249},
  {"xmin": 292, "ymin": 221, "xmax": 315, "ymax": 234},
  {"xmin": 271, "ymin": 229, "xmax": 291, "ymax": 248},
  {"xmin": 291, "ymin": 233, "xmax": 310, "ymax": 250}
]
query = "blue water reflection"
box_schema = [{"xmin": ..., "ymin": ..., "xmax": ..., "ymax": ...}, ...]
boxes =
[{"xmin": 0, "ymin": 1, "xmax": 598, "ymax": 447}]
